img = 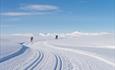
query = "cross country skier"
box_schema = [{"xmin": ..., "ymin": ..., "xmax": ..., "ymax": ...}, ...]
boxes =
[
  {"xmin": 30, "ymin": 36, "xmax": 33, "ymax": 42},
  {"xmin": 55, "ymin": 35, "xmax": 58, "ymax": 39}
]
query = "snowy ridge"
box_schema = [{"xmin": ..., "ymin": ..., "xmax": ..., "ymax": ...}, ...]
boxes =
[{"xmin": 0, "ymin": 45, "xmax": 28, "ymax": 63}]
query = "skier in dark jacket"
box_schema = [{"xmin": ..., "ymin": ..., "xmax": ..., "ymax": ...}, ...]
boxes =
[
  {"xmin": 30, "ymin": 36, "xmax": 33, "ymax": 42},
  {"xmin": 55, "ymin": 35, "xmax": 58, "ymax": 39}
]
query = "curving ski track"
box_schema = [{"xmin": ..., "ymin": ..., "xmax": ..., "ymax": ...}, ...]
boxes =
[
  {"xmin": 54, "ymin": 55, "xmax": 62, "ymax": 70},
  {"xmin": 25, "ymin": 51, "xmax": 41, "ymax": 70},
  {"xmin": 31, "ymin": 52, "xmax": 44, "ymax": 70}
]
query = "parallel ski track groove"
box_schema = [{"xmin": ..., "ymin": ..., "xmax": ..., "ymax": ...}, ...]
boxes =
[
  {"xmin": 54, "ymin": 55, "xmax": 62, "ymax": 70},
  {"xmin": 31, "ymin": 52, "xmax": 44, "ymax": 70},
  {"xmin": 25, "ymin": 51, "xmax": 44, "ymax": 70},
  {"xmin": 59, "ymin": 56, "xmax": 62, "ymax": 70},
  {"xmin": 54, "ymin": 55, "xmax": 58, "ymax": 70}
]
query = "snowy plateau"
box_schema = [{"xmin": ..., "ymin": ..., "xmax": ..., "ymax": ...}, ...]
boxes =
[{"xmin": 0, "ymin": 32, "xmax": 115, "ymax": 70}]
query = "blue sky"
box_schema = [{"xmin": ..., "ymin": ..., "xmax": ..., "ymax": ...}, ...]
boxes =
[{"xmin": 0, "ymin": 0, "xmax": 115, "ymax": 34}]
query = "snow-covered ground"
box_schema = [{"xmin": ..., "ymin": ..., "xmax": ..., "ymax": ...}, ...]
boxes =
[{"xmin": 0, "ymin": 32, "xmax": 115, "ymax": 70}]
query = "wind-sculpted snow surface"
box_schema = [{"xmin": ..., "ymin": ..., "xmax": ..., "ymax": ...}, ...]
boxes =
[
  {"xmin": 1, "ymin": 41, "xmax": 114, "ymax": 70},
  {"xmin": 0, "ymin": 34, "xmax": 115, "ymax": 70}
]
